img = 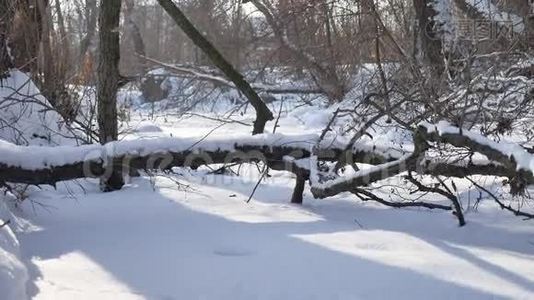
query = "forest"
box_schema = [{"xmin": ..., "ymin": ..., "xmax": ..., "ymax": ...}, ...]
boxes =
[{"xmin": 1, "ymin": 0, "xmax": 534, "ymax": 299}]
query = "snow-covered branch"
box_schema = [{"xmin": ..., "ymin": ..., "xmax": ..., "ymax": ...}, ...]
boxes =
[
  {"xmin": 419, "ymin": 121, "xmax": 534, "ymax": 174},
  {"xmin": 310, "ymin": 153, "xmax": 419, "ymax": 199},
  {"xmin": 419, "ymin": 121, "xmax": 534, "ymax": 193}
]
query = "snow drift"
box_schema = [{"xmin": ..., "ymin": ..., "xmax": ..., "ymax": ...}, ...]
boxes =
[
  {"xmin": 0, "ymin": 70, "xmax": 69, "ymax": 146},
  {"xmin": 0, "ymin": 197, "xmax": 28, "ymax": 300}
]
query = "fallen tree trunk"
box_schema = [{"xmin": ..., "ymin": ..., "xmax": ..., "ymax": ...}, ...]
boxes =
[
  {"xmin": 3, "ymin": 123, "xmax": 531, "ymax": 193},
  {"xmin": 2, "ymin": 121, "xmax": 534, "ymax": 225},
  {"xmin": 0, "ymin": 133, "xmax": 394, "ymax": 186}
]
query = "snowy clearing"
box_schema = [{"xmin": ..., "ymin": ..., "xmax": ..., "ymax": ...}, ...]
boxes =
[{"xmin": 17, "ymin": 172, "xmax": 534, "ymax": 300}]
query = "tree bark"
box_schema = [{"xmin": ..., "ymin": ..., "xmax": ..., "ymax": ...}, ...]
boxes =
[
  {"xmin": 291, "ymin": 172, "xmax": 307, "ymax": 204},
  {"xmin": 157, "ymin": 0, "xmax": 273, "ymax": 135},
  {"xmin": 97, "ymin": 0, "xmax": 124, "ymax": 191}
]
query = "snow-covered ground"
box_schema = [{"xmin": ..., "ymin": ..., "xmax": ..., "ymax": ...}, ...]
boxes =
[
  {"xmin": 8, "ymin": 112, "xmax": 534, "ymax": 300},
  {"xmin": 0, "ymin": 198, "xmax": 28, "ymax": 300}
]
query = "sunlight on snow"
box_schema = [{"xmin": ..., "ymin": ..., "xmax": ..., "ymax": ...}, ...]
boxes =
[
  {"xmin": 158, "ymin": 182, "xmax": 324, "ymax": 224},
  {"xmin": 293, "ymin": 230, "xmax": 534, "ymax": 299},
  {"xmin": 32, "ymin": 252, "xmax": 143, "ymax": 300}
]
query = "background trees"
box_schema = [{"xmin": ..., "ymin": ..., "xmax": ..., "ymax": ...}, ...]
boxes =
[{"xmin": 0, "ymin": 0, "xmax": 533, "ymax": 219}]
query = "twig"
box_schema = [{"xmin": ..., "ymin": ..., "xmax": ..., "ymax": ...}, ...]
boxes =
[
  {"xmin": 354, "ymin": 218, "xmax": 365, "ymax": 229},
  {"xmin": 466, "ymin": 177, "xmax": 534, "ymax": 219},
  {"xmin": 0, "ymin": 219, "xmax": 11, "ymax": 229},
  {"xmin": 185, "ymin": 123, "xmax": 227, "ymax": 151},
  {"xmin": 246, "ymin": 165, "xmax": 269, "ymax": 203},
  {"xmin": 182, "ymin": 112, "xmax": 250, "ymax": 127},
  {"xmin": 352, "ymin": 187, "xmax": 452, "ymax": 210},
  {"xmin": 318, "ymin": 108, "xmax": 340, "ymax": 142},
  {"xmin": 272, "ymin": 99, "xmax": 284, "ymax": 134}
]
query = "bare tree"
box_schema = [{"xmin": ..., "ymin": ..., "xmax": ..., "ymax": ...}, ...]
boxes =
[
  {"xmin": 247, "ymin": 0, "xmax": 348, "ymax": 103},
  {"xmin": 97, "ymin": 0, "xmax": 124, "ymax": 191},
  {"xmin": 157, "ymin": 0, "xmax": 273, "ymax": 134}
]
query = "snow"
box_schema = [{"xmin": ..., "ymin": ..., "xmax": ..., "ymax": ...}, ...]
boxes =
[
  {"xmin": 289, "ymin": 105, "xmax": 335, "ymax": 129},
  {"xmin": 16, "ymin": 169, "xmax": 534, "ymax": 299},
  {"xmin": 131, "ymin": 122, "xmax": 163, "ymax": 133},
  {"xmin": 0, "ymin": 70, "xmax": 70, "ymax": 146},
  {"xmin": 0, "ymin": 197, "xmax": 29, "ymax": 300}
]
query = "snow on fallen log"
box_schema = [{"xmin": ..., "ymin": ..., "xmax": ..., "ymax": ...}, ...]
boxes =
[
  {"xmin": 419, "ymin": 121, "xmax": 534, "ymax": 174},
  {"xmin": 0, "ymin": 133, "xmax": 399, "ymax": 185},
  {"xmin": 419, "ymin": 121, "xmax": 534, "ymax": 194},
  {"xmin": 310, "ymin": 122, "xmax": 534, "ymax": 199},
  {"xmin": 308, "ymin": 127, "xmax": 430, "ymax": 199}
]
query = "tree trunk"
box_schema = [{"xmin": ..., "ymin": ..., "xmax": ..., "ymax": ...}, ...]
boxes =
[
  {"xmin": 157, "ymin": 0, "xmax": 273, "ymax": 135},
  {"xmin": 124, "ymin": 0, "xmax": 147, "ymax": 75},
  {"xmin": 97, "ymin": 0, "xmax": 124, "ymax": 191},
  {"xmin": 291, "ymin": 173, "xmax": 307, "ymax": 204},
  {"xmin": 79, "ymin": 0, "xmax": 98, "ymax": 62},
  {"xmin": 413, "ymin": 0, "xmax": 445, "ymax": 77},
  {"xmin": 0, "ymin": 0, "xmax": 15, "ymax": 78},
  {"xmin": 54, "ymin": 0, "xmax": 70, "ymax": 68},
  {"xmin": 37, "ymin": 0, "xmax": 55, "ymax": 106}
]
